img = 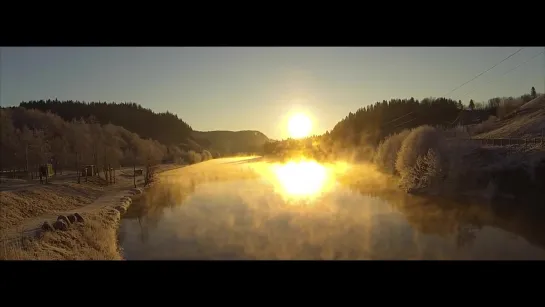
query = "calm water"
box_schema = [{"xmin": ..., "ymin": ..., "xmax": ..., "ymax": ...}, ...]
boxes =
[{"xmin": 118, "ymin": 158, "xmax": 545, "ymax": 260}]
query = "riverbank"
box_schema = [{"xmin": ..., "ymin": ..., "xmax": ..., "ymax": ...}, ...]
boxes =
[{"xmin": 0, "ymin": 164, "xmax": 183, "ymax": 260}]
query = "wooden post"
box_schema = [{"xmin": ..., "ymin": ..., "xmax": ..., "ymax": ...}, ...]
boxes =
[
  {"xmin": 25, "ymin": 145, "xmax": 30, "ymax": 180},
  {"xmin": 76, "ymin": 152, "xmax": 80, "ymax": 184}
]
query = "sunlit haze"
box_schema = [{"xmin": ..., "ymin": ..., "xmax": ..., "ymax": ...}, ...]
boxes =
[
  {"xmin": 271, "ymin": 160, "xmax": 328, "ymax": 198},
  {"xmin": 1, "ymin": 47, "xmax": 543, "ymax": 139},
  {"xmin": 3, "ymin": 46, "xmax": 545, "ymax": 262}
]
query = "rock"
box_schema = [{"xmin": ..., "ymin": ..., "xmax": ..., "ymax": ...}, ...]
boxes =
[
  {"xmin": 41, "ymin": 221, "xmax": 54, "ymax": 232},
  {"xmin": 109, "ymin": 209, "xmax": 121, "ymax": 219},
  {"xmin": 67, "ymin": 214, "xmax": 77, "ymax": 224},
  {"xmin": 115, "ymin": 206, "xmax": 127, "ymax": 214},
  {"xmin": 74, "ymin": 213, "xmax": 85, "ymax": 223},
  {"xmin": 57, "ymin": 215, "xmax": 71, "ymax": 225},
  {"xmin": 34, "ymin": 229, "xmax": 44, "ymax": 239},
  {"xmin": 53, "ymin": 219, "xmax": 68, "ymax": 231},
  {"xmin": 129, "ymin": 188, "xmax": 142, "ymax": 195}
]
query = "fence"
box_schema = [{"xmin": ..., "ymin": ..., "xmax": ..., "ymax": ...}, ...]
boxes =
[{"xmin": 454, "ymin": 137, "xmax": 545, "ymax": 147}]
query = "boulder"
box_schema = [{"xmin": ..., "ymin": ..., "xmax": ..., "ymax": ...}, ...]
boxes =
[
  {"xmin": 74, "ymin": 213, "xmax": 85, "ymax": 223},
  {"xmin": 67, "ymin": 214, "xmax": 77, "ymax": 224},
  {"xmin": 57, "ymin": 215, "xmax": 70, "ymax": 225},
  {"xmin": 53, "ymin": 219, "xmax": 68, "ymax": 231},
  {"xmin": 115, "ymin": 206, "xmax": 127, "ymax": 214},
  {"xmin": 41, "ymin": 221, "xmax": 54, "ymax": 232}
]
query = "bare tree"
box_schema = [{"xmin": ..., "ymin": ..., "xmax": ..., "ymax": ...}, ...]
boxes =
[
  {"xmin": 138, "ymin": 138, "xmax": 165, "ymax": 186},
  {"xmin": 68, "ymin": 119, "xmax": 91, "ymax": 183},
  {"xmin": 0, "ymin": 110, "xmax": 21, "ymax": 175},
  {"xmin": 102, "ymin": 124, "xmax": 125, "ymax": 184},
  {"xmin": 50, "ymin": 136, "xmax": 69, "ymax": 175}
]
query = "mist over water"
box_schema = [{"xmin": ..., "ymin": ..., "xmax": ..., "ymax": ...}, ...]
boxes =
[{"xmin": 118, "ymin": 157, "xmax": 545, "ymax": 260}]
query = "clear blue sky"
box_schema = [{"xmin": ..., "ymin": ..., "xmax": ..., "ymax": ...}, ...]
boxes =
[{"xmin": 1, "ymin": 47, "xmax": 544, "ymax": 139}]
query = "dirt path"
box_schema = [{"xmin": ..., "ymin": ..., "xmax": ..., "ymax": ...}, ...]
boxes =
[{"xmin": 0, "ymin": 164, "xmax": 185, "ymax": 244}]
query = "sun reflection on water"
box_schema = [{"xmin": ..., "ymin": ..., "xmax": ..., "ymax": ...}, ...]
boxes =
[{"xmin": 265, "ymin": 160, "xmax": 343, "ymax": 201}]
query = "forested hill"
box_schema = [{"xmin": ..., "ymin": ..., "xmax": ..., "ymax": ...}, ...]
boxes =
[
  {"xmin": 329, "ymin": 97, "xmax": 483, "ymax": 146},
  {"xmin": 19, "ymin": 100, "xmax": 194, "ymax": 147},
  {"xmin": 328, "ymin": 89, "xmax": 538, "ymax": 147}
]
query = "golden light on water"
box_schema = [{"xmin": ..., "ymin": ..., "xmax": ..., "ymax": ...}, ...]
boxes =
[
  {"xmin": 273, "ymin": 161, "xmax": 327, "ymax": 196},
  {"xmin": 287, "ymin": 113, "xmax": 312, "ymax": 139},
  {"xmin": 248, "ymin": 158, "xmax": 352, "ymax": 201}
]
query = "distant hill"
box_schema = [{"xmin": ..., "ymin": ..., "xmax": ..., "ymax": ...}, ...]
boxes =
[
  {"xmin": 192, "ymin": 130, "xmax": 269, "ymax": 155},
  {"xmin": 17, "ymin": 100, "xmax": 269, "ymax": 156}
]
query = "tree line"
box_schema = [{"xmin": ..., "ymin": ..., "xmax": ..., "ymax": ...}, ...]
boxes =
[
  {"xmin": 264, "ymin": 87, "xmax": 541, "ymax": 157},
  {"xmin": 18, "ymin": 99, "xmax": 196, "ymax": 147},
  {"xmin": 0, "ymin": 107, "xmax": 212, "ymax": 182}
]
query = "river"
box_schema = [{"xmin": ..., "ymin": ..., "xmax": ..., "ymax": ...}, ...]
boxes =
[{"xmin": 118, "ymin": 157, "xmax": 545, "ymax": 260}]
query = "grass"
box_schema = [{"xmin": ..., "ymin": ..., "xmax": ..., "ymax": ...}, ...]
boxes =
[
  {"xmin": 0, "ymin": 208, "xmax": 123, "ymax": 260},
  {"xmin": 0, "ymin": 182, "xmax": 105, "ymax": 231},
  {"xmin": 0, "ymin": 163, "xmax": 184, "ymax": 260}
]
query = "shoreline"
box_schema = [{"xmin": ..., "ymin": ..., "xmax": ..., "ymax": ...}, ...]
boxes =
[
  {"xmin": 0, "ymin": 164, "xmax": 185, "ymax": 260},
  {"xmin": 3, "ymin": 155, "xmax": 543, "ymax": 260}
]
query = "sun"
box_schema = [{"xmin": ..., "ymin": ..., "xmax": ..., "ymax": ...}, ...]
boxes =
[{"xmin": 287, "ymin": 113, "xmax": 312, "ymax": 139}]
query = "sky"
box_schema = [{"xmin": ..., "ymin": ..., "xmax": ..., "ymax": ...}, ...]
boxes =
[{"xmin": 1, "ymin": 47, "xmax": 544, "ymax": 139}]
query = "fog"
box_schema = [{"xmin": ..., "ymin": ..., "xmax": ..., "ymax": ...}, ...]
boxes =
[{"xmin": 118, "ymin": 157, "xmax": 545, "ymax": 260}]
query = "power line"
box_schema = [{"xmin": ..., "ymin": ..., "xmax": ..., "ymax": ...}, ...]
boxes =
[
  {"xmin": 392, "ymin": 117, "xmax": 417, "ymax": 130},
  {"xmin": 462, "ymin": 49, "xmax": 545, "ymax": 98},
  {"xmin": 442, "ymin": 47, "xmax": 525, "ymax": 98},
  {"xmin": 381, "ymin": 111, "xmax": 414, "ymax": 128}
]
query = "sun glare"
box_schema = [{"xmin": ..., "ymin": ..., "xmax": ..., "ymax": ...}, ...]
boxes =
[
  {"xmin": 287, "ymin": 113, "xmax": 312, "ymax": 139},
  {"xmin": 270, "ymin": 160, "xmax": 330, "ymax": 198}
]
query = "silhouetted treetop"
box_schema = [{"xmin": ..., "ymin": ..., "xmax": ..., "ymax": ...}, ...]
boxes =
[
  {"xmin": 329, "ymin": 97, "xmax": 471, "ymax": 146},
  {"xmin": 19, "ymin": 99, "xmax": 193, "ymax": 146}
]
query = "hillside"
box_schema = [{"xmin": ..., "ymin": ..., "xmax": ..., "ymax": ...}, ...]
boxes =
[
  {"xmin": 18, "ymin": 100, "xmax": 197, "ymax": 147},
  {"xmin": 192, "ymin": 130, "xmax": 269, "ymax": 155},
  {"xmin": 329, "ymin": 97, "xmax": 463, "ymax": 147},
  {"xmin": 473, "ymin": 94, "xmax": 545, "ymax": 139},
  {"xmin": 17, "ymin": 100, "xmax": 270, "ymax": 156},
  {"xmin": 0, "ymin": 107, "xmax": 204, "ymax": 176}
]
